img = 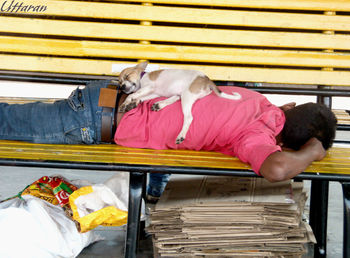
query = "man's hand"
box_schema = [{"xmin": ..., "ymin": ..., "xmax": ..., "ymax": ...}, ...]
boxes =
[
  {"xmin": 301, "ymin": 137, "xmax": 327, "ymax": 161},
  {"xmin": 260, "ymin": 137, "xmax": 326, "ymax": 182}
]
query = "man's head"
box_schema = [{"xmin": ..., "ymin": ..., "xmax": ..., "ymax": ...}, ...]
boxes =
[{"xmin": 281, "ymin": 102, "xmax": 337, "ymax": 150}]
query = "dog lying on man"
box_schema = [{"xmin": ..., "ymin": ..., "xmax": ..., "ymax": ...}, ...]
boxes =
[{"xmin": 118, "ymin": 61, "xmax": 241, "ymax": 144}]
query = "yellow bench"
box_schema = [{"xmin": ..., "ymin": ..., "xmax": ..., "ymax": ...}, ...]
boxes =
[{"xmin": 1, "ymin": 1, "xmax": 350, "ymax": 257}]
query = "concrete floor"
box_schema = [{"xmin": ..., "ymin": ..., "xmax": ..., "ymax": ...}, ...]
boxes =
[{"xmin": 0, "ymin": 167, "xmax": 344, "ymax": 258}]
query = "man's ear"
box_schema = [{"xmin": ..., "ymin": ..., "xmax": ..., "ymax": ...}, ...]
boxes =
[
  {"xmin": 136, "ymin": 61, "xmax": 148, "ymax": 70},
  {"xmin": 280, "ymin": 102, "xmax": 296, "ymax": 112}
]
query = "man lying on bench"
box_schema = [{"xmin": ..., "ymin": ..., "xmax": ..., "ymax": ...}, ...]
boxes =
[{"xmin": 0, "ymin": 80, "xmax": 337, "ymax": 198}]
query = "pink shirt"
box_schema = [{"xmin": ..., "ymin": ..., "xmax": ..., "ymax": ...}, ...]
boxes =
[{"xmin": 115, "ymin": 86, "xmax": 285, "ymax": 175}]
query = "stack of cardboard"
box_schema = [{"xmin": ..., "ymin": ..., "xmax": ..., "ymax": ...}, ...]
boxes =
[{"xmin": 147, "ymin": 176, "xmax": 315, "ymax": 257}]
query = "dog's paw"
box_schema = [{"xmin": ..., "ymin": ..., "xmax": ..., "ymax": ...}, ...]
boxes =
[
  {"xmin": 175, "ymin": 137, "xmax": 185, "ymax": 144},
  {"xmin": 119, "ymin": 103, "xmax": 127, "ymax": 112},
  {"xmin": 151, "ymin": 103, "xmax": 160, "ymax": 111},
  {"xmin": 119, "ymin": 101, "xmax": 138, "ymax": 112},
  {"xmin": 124, "ymin": 102, "xmax": 138, "ymax": 112}
]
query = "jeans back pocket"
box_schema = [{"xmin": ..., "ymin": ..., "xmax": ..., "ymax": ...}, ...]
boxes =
[{"xmin": 67, "ymin": 87, "xmax": 85, "ymax": 112}]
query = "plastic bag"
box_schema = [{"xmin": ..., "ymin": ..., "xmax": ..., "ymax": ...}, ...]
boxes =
[
  {"xmin": 21, "ymin": 175, "xmax": 78, "ymax": 207},
  {"xmin": 0, "ymin": 195, "xmax": 101, "ymax": 258},
  {"xmin": 1, "ymin": 175, "xmax": 77, "ymax": 207},
  {"xmin": 103, "ymin": 173, "xmax": 145, "ymax": 221},
  {"xmin": 69, "ymin": 172, "xmax": 145, "ymax": 233},
  {"xmin": 69, "ymin": 185, "xmax": 128, "ymax": 233}
]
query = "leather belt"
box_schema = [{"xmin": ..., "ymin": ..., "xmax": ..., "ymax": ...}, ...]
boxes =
[{"xmin": 98, "ymin": 85, "xmax": 122, "ymax": 143}]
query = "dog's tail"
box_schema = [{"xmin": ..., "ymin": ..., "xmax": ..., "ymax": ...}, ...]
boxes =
[{"xmin": 209, "ymin": 80, "xmax": 241, "ymax": 100}]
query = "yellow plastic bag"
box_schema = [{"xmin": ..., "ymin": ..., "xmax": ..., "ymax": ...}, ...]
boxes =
[{"xmin": 69, "ymin": 185, "xmax": 128, "ymax": 233}]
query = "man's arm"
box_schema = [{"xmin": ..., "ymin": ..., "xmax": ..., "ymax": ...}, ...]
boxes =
[{"xmin": 259, "ymin": 137, "xmax": 327, "ymax": 182}]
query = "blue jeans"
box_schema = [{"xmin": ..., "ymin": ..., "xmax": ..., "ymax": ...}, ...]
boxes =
[
  {"xmin": 0, "ymin": 80, "xmax": 169, "ymax": 196},
  {"xmin": 147, "ymin": 173, "xmax": 170, "ymax": 197},
  {"xmin": 0, "ymin": 80, "xmax": 106, "ymax": 144}
]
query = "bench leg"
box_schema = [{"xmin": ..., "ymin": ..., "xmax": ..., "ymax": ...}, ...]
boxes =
[
  {"xmin": 124, "ymin": 171, "xmax": 145, "ymax": 258},
  {"xmin": 309, "ymin": 180, "xmax": 329, "ymax": 258},
  {"xmin": 342, "ymin": 182, "xmax": 350, "ymax": 258}
]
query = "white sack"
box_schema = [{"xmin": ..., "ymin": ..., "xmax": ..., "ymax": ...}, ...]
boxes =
[{"xmin": 0, "ymin": 195, "xmax": 101, "ymax": 258}]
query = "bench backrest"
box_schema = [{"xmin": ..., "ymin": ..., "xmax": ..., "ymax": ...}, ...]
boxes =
[{"xmin": 0, "ymin": 0, "xmax": 350, "ymax": 87}]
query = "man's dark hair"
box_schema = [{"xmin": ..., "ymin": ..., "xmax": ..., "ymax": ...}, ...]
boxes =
[{"xmin": 281, "ymin": 102, "xmax": 337, "ymax": 150}]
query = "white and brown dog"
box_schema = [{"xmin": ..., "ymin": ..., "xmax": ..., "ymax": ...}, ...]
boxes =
[{"xmin": 118, "ymin": 61, "xmax": 241, "ymax": 144}]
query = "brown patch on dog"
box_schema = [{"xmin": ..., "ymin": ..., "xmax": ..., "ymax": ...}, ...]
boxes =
[
  {"xmin": 148, "ymin": 70, "xmax": 164, "ymax": 81},
  {"xmin": 189, "ymin": 76, "xmax": 210, "ymax": 93}
]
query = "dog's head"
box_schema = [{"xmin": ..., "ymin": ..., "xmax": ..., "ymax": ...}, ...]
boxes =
[{"xmin": 118, "ymin": 61, "xmax": 148, "ymax": 94}]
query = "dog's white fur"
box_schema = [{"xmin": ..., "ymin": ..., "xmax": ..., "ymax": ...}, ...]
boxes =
[{"xmin": 118, "ymin": 62, "xmax": 241, "ymax": 144}]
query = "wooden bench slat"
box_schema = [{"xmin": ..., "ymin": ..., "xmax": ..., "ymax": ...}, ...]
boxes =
[
  {"xmin": 5, "ymin": 140, "xmax": 350, "ymax": 162},
  {"xmin": 13, "ymin": 1, "xmax": 350, "ymax": 32},
  {"xmin": 0, "ymin": 140, "xmax": 244, "ymax": 160},
  {"xmin": 106, "ymin": 0, "xmax": 350, "ymax": 11},
  {"xmin": 332, "ymin": 110, "xmax": 350, "ymax": 125},
  {"xmin": 0, "ymin": 141, "xmax": 251, "ymax": 169},
  {"xmin": 0, "ymin": 141, "xmax": 349, "ymax": 175},
  {"xmin": 338, "ymin": 120, "xmax": 350, "ymax": 125},
  {"xmin": 0, "ymin": 140, "xmax": 224, "ymax": 157},
  {"xmin": 2, "ymin": 36, "xmax": 350, "ymax": 69},
  {"xmin": 2, "ymin": 54, "xmax": 350, "ymax": 86},
  {"xmin": 1, "ymin": 17, "xmax": 350, "ymax": 50}
]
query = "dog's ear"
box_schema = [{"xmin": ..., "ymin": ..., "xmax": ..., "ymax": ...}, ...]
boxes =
[{"xmin": 136, "ymin": 61, "xmax": 148, "ymax": 70}]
